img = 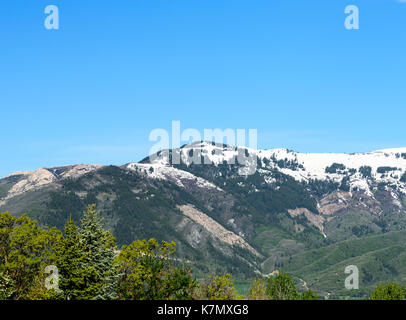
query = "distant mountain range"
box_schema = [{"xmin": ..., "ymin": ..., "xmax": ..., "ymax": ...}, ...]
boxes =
[{"xmin": 2, "ymin": 142, "xmax": 406, "ymax": 298}]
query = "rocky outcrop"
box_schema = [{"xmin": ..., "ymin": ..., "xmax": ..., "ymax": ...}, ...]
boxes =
[
  {"xmin": 0, "ymin": 165, "xmax": 103, "ymax": 205},
  {"xmin": 177, "ymin": 204, "xmax": 262, "ymax": 258},
  {"xmin": 288, "ymin": 207, "xmax": 326, "ymax": 237}
]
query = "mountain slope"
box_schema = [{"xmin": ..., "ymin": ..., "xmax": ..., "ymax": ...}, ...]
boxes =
[{"xmin": 1, "ymin": 143, "xmax": 406, "ymax": 296}]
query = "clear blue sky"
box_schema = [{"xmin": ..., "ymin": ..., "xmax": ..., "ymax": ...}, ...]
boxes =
[{"xmin": 1, "ymin": 0, "xmax": 405, "ymax": 177}]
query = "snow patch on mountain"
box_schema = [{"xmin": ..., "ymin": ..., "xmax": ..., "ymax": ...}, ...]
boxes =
[
  {"xmin": 147, "ymin": 142, "xmax": 406, "ymax": 196},
  {"xmin": 259, "ymin": 148, "xmax": 406, "ymax": 195},
  {"xmin": 125, "ymin": 163, "xmax": 223, "ymax": 191}
]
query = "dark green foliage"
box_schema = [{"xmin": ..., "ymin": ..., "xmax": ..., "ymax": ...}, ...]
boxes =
[
  {"xmin": 400, "ymin": 172, "xmax": 406, "ymax": 183},
  {"xmin": 359, "ymin": 166, "xmax": 372, "ymax": 178},
  {"xmin": 0, "ymin": 270, "xmax": 15, "ymax": 299},
  {"xmin": 116, "ymin": 239, "xmax": 198, "ymax": 300},
  {"xmin": 219, "ymin": 169, "xmax": 318, "ymax": 216},
  {"xmin": 274, "ymin": 158, "xmax": 304, "ymax": 171},
  {"xmin": 352, "ymin": 225, "xmax": 374, "ymax": 237},
  {"xmin": 199, "ymin": 273, "xmax": 242, "ymax": 300},
  {"xmin": 0, "ymin": 186, "xmax": 10, "ymax": 199},
  {"xmin": 0, "ymin": 212, "xmax": 62, "ymax": 299},
  {"xmin": 175, "ymin": 162, "xmax": 318, "ymax": 217},
  {"xmin": 46, "ymin": 191, "xmax": 87, "ymax": 229},
  {"xmin": 307, "ymin": 179, "xmax": 339, "ymax": 197},
  {"xmin": 53, "ymin": 205, "xmax": 121, "ymax": 300},
  {"xmin": 244, "ymin": 181, "xmax": 318, "ymax": 216},
  {"xmin": 377, "ymin": 167, "xmax": 398, "ymax": 174},
  {"xmin": 325, "ymin": 163, "xmax": 346, "ymax": 174},
  {"xmin": 79, "ymin": 205, "xmax": 120, "ymax": 299},
  {"xmin": 0, "ymin": 209, "xmax": 249, "ymax": 301},
  {"xmin": 56, "ymin": 217, "xmax": 96, "ymax": 300},
  {"xmin": 369, "ymin": 282, "xmax": 406, "ymax": 300},
  {"xmin": 300, "ymin": 289, "xmax": 319, "ymax": 300},
  {"xmin": 266, "ymin": 271, "xmax": 299, "ymax": 300},
  {"xmin": 339, "ymin": 176, "xmax": 350, "ymax": 192}
]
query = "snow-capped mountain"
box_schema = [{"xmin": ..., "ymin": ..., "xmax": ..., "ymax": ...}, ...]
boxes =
[
  {"xmin": 3, "ymin": 143, "xmax": 406, "ymax": 200},
  {"xmin": 139, "ymin": 141, "xmax": 406, "ymax": 197},
  {"xmin": 1, "ymin": 142, "xmax": 406, "ymax": 297}
]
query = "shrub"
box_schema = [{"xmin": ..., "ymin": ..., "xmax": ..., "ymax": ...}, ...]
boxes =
[
  {"xmin": 266, "ymin": 271, "xmax": 299, "ymax": 300},
  {"xmin": 369, "ymin": 282, "xmax": 406, "ymax": 300}
]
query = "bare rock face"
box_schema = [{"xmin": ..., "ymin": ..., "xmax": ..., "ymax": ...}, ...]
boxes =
[
  {"xmin": 0, "ymin": 164, "xmax": 103, "ymax": 205},
  {"xmin": 7, "ymin": 168, "xmax": 58, "ymax": 198},
  {"xmin": 177, "ymin": 204, "xmax": 263, "ymax": 258},
  {"xmin": 288, "ymin": 207, "xmax": 326, "ymax": 237},
  {"xmin": 319, "ymin": 191, "xmax": 353, "ymax": 216}
]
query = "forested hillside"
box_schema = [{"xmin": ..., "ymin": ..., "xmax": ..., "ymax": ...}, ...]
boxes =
[{"xmin": 1, "ymin": 143, "xmax": 406, "ymax": 298}]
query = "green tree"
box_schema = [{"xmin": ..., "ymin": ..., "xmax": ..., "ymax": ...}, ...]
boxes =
[
  {"xmin": 266, "ymin": 271, "xmax": 299, "ymax": 300},
  {"xmin": 0, "ymin": 270, "xmax": 15, "ymax": 299},
  {"xmin": 55, "ymin": 217, "xmax": 97, "ymax": 300},
  {"xmin": 0, "ymin": 212, "xmax": 61, "ymax": 299},
  {"xmin": 116, "ymin": 238, "xmax": 197, "ymax": 300},
  {"xmin": 369, "ymin": 282, "xmax": 406, "ymax": 300},
  {"xmin": 79, "ymin": 205, "xmax": 120, "ymax": 300},
  {"xmin": 24, "ymin": 265, "xmax": 64, "ymax": 300},
  {"xmin": 300, "ymin": 289, "xmax": 319, "ymax": 300},
  {"xmin": 247, "ymin": 278, "xmax": 268, "ymax": 300},
  {"xmin": 199, "ymin": 273, "xmax": 242, "ymax": 300}
]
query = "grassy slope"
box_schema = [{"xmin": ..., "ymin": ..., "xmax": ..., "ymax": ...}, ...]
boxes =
[{"xmin": 281, "ymin": 230, "xmax": 406, "ymax": 298}]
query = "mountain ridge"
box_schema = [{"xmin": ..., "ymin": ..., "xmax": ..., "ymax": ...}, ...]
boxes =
[
  {"xmin": 3, "ymin": 143, "xmax": 406, "ymax": 187},
  {"xmin": 1, "ymin": 143, "xmax": 406, "ymax": 298}
]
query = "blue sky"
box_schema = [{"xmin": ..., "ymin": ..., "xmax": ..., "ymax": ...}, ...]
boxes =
[{"xmin": 1, "ymin": 0, "xmax": 405, "ymax": 177}]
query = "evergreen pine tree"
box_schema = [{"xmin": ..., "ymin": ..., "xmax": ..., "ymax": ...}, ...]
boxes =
[
  {"xmin": 79, "ymin": 204, "xmax": 120, "ymax": 300},
  {"xmin": 56, "ymin": 217, "xmax": 96, "ymax": 300},
  {"xmin": 0, "ymin": 270, "xmax": 15, "ymax": 300},
  {"xmin": 369, "ymin": 282, "xmax": 406, "ymax": 300}
]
